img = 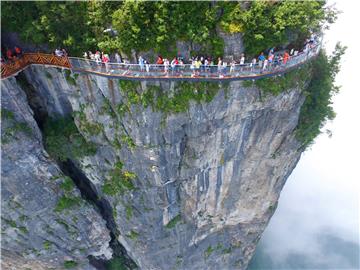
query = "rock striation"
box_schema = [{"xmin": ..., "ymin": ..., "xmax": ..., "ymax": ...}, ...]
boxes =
[
  {"xmin": 1, "ymin": 62, "xmax": 306, "ymax": 269},
  {"xmin": 1, "ymin": 77, "xmax": 112, "ymax": 270}
]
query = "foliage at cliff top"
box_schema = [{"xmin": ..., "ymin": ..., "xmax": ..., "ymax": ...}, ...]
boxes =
[
  {"xmin": 2, "ymin": 1, "xmax": 336, "ymax": 57},
  {"xmin": 244, "ymin": 43, "xmax": 346, "ymax": 149},
  {"xmin": 296, "ymin": 43, "xmax": 346, "ymax": 148}
]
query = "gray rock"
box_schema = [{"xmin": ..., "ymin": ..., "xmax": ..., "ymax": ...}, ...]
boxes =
[
  {"xmin": 0, "ymin": 64, "xmax": 307, "ymax": 270},
  {"xmin": 1, "ymin": 77, "xmax": 112, "ymax": 270}
]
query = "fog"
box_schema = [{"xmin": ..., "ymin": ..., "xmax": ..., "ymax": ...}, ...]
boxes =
[{"xmin": 248, "ymin": 0, "xmax": 360, "ymax": 269}]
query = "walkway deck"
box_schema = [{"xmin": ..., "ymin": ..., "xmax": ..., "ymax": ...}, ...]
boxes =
[{"xmin": 1, "ymin": 44, "xmax": 320, "ymax": 81}]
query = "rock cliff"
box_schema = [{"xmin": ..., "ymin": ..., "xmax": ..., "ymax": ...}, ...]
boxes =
[{"xmin": 1, "ymin": 64, "xmax": 306, "ymax": 269}]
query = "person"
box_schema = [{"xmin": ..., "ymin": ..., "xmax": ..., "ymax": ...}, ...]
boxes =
[
  {"xmin": 217, "ymin": 57, "xmax": 222, "ymax": 75},
  {"xmin": 156, "ymin": 55, "xmax": 164, "ymax": 65},
  {"xmin": 268, "ymin": 53, "xmax": 274, "ymax": 68},
  {"xmin": 55, "ymin": 48, "xmax": 63, "ymax": 57},
  {"xmin": 283, "ymin": 51, "xmax": 290, "ymax": 65},
  {"xmin": 138, "ymin": 55, "xmax": 144, "ymax": 71},
  {"xmin": 62, "ymin": 48, "xmax": 67, "ymax": 57},
  {"xmin": 171, "ymin": 57, "xmax": 178, "ymax": 73},
  {"xmin": 290, "ymin": 48, "xmax": 294, "ymax": 55},
  {"xmin": 222, "ymin": 61, "xmax": 227, "ymax": 77},
  {"xmin": 240, "ymin": 53, "xmax": 245, "ymax": 65},
  {"xmin": 240, "ymin": 53, "xmax": 245, "ymax": 71},
  {"xmin": 102, "ymin": 53, "xmax": 110, "ymax": 72},
  {"xmin": 204, "ymin": 58, "xmax": 209, "ymax": 72},
  {"xmin": 14, "ymin": 46, "xmax": 22, "ymax": 57},
  {"xmin": 250, "ymin": 58, "xmax": 256, "ymax": 71},
  {"xmin": 195, "ymin": 58, "xmax": 201, "ymax": 76},
  {"xmin": 178, "ymin": 58, "xmax": 184, "ymax": 75},
  {"xmin": 95, "ymin": 51, "xmax": 101, "ymax": 64},
  {"xmin": 6, "ymin": 48, "xmax": 13, "ymax": 60},
  {"xmin": 83, "ymin": 52, "xmax": 88, "ymax": 59},
  {"xmin": 262, "ymin": 58, "xmax": 268, "ymax": 71},
  {"xmin": 258, "ymin": 52, "xmax": 265, "ymax": 69},
  {"xmin": 190, "ymin": 59, "xmax": 195, "ymax": 76},
  {"xmin": 145, "ymin": 60, "xmax": 150, "ymax": 73},
  {"xmin": 89, "ymin": 51, "xmax": 95, "ymax": 60},
  {"xmin": 164, "ymin": 58, "xmax": 169, "ymax": 73},
  {"xmin": 115, "ymin": 52, "xmax": 121, "ymax": 64},
  {"xmin": 200, "ymin": 56, "xmax": 205, "ymax": 72},
  {"xmin": 230, "ymin": 60, "xmax": 235, "ymax": 73}
]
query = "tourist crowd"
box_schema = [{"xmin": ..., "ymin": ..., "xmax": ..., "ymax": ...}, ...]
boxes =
[
  {"xmin": 1, "ymin": 34, "xmax": 318, "ymax": 78},
  {"xmin": 81, "ymin": 34, "xmax": 318, "ymax": 76},
  {"xmin": 1, "ymin": 46, "xmax": 23, "ymax": 63}
]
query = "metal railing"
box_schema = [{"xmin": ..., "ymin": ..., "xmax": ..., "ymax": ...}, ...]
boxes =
[
  {"xmin": 69, "ymin": 43, "xmax": 320, "ymax": 81},
  {"xmin": 1, "ymin": 42, "xmax": 320, "ymax": 81},
  {"xmin": 1, "ymin": 53, "xmax": 71, "ymax": 79}
]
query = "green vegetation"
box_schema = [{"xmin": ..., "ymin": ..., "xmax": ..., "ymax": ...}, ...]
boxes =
[
  {"xmin": 121, "ymin": 134, "xmax": 136, "ymax": 150},
  {"xmin": 243, "ymin": 44, "xmax": 345, "ymax": 149},
  {"xmin": 73, "ymin": 105, "xmax": 104, "ymax": 136},
  {"xmin": 3, "ymin": 218, "xmax": 17, "ymax": 228},
  {"xmin": 296, "ymin": 44, "xmax": 346, "ymax": 148},
  {"xmin": 60, "ymin": 176, "xmax": 75, "ymax": 192},
  {"xmin": 1, "ymin": 109, "xmax": 15, "ymax": 120},
  {"xmin": 165, "ymin": 214, "xmax": 181, "ymax": 229},
  {"xmin": 102, "ymin": 161, "xmax": 136, "ymax": 196},
  {"xmin": 43, "ymin": 240, "xmax": 52, "ymax": 250},
  {"xmin": 222, "ymin": 247, "xmax": 232, "ymax": 254},
  {"xmin": 246, "ymin": 63, "xmax": 311, "ymax": 96},
  {"xmin": 1, "ymin": 1, "xmax": 334, "ymax": 57},
  {"xmin": 100, "ymin": 98, "xmax": 116, "ymax": 118},
  {"xmin": 1, "ymin": 108, "xmax": 32, "ymax": 144},
  {"xmin": 125, "ymin": 205, "xmax": 133, "ymax": 220},
  {"xmin": 64, "ymin": 260, "xmax": 78, "ymax": 269},
  {"xmin": 64, "ymin": 70, "xmax": 77, "ymax": 86},
  {"xmin": 221, "ymin": 1, "xmax": 336, "ymax": 56},
  {"xmin": 55, "ymin": 196, "xmax": 81, "ymax": 212},
  {"xmin": 204, "ymin": 245, "xmax": 215, "ymax": 259},
  {"xmin": 106, "ymin": 257, "xmax": 127, "ymax": 270},
  {"xmin": 126, "ymin": 230, "xmax": 139, "ymax": 240},
  {"xmin": 2, "ymin": 218, "xmax": 28, "ymax": 234},
  {"xmin": 44, "ymin": 116, "xmax": 97, "ymax": 161},
  {"xmin": 45, "ymin": 71, "xmax": 53, "ymax": 79},
  {"xmin": 118, "ymin": 80, "xmax": 222, "ymax": 115},
  {"xmin": 112, "ymin": 1, "xmax": 224, "ymax": 57}
]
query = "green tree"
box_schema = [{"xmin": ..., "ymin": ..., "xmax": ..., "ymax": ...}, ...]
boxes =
[{"xmin": 296, "ymin": 43, "xmax": 346, "ymax": 148}]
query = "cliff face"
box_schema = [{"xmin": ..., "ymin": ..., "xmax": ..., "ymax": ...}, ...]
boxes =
[
  {"xmin": 1, "ymin": 64, "xmax": 305, "ymax": 269},
  {"xmin": 1, "ymin": 78, "xmax": 112, "ymax": 270}
]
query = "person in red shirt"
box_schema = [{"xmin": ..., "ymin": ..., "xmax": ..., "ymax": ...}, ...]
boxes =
[
  {"xmin": 283, "ymin": 51, "xmax": 290, "ymax": 65},
  {"xmin": 14, "ymin": 46, "xmax": 22, "ymax": 57},
  {"xmin": 156, "ymin": 55, "xmax": 164, "ymax": 65},
  {"xmin": 6, "ymin": 48, "xmax": 13, "ymax": 60},
  {"xmin": 156, "ymin": 55, "xmax": 164, "ymax": 71}
]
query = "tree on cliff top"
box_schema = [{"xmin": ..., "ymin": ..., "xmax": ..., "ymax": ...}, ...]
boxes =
[{"xmin": 1, "ymin": 1, "xmax": 336, "ymax": 57}]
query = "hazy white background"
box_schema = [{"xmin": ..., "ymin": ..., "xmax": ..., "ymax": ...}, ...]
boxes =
[{"xmin": 249, "ymin": 0, "xmax": 359, "ymax": 269}]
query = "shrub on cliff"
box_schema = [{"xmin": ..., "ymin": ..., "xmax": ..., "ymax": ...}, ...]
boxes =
[
  {"xmin": 296, "ymin": 43, "xmax": 346, "ymax": 148},
  {"xmin": 44, "ymin": 116, "xmax": 97, "ymax": 161}
]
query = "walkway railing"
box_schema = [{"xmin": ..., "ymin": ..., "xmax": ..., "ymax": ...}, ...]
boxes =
[
  {"xmin": 1, "ymin": 43, "xmax": 320, "ymax": 81},
  {"xmin": 1, "ymin": 53, "xmax": 71, "ymax": 79},
  {"xmin": 70, "ymin": 44, "xmax": 320, "ymax": 81}
]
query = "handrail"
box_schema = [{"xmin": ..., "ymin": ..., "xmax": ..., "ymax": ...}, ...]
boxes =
[
  {"xmin": 1, "ymin": 53, "xmax": 72, "ymax": 79},
  {"xmin": 1, "ymin": 43, "xmax": 320, "ymax": 81}
]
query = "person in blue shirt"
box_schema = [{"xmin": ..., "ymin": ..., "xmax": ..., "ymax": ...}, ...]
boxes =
[{"xmin": 258, "ymin": 52, "xmax": 265, "ymax": 69}]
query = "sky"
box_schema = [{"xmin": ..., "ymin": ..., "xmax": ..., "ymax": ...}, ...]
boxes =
[{"xmin": 248, "ymin": 0, "xmax": 360, "ymax": 269}]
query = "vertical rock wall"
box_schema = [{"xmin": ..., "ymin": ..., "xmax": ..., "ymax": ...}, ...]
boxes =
[
  {"xmin": 1, "ymin": 64, "xmax": 305, "ymax": 269},
  {"xmin": 1, "ymin": 77, "xmax": 112, "ymax": 269}
]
